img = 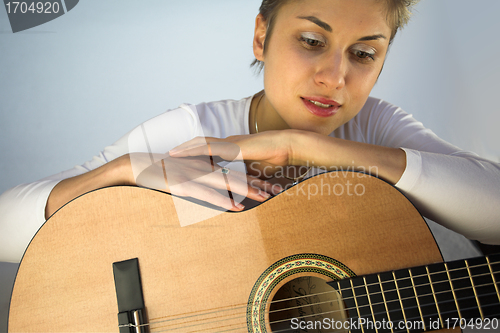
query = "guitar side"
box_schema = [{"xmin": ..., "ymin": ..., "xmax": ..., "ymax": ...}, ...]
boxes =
[{"xmin": 8, "ymin": 172, "xmax": 452, "ymax": 332}]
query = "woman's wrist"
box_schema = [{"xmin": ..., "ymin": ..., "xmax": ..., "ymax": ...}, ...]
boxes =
[
  {"xmin": 112, "ymin": 154, "xmax": 136, "ymax": 186},
  {"xmin": 286, "ymin": 129, "xmax": 318, "ymax": 166}
]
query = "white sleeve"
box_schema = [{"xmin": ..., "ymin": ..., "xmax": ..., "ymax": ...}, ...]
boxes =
[
  {"xmin": 396, "ymin": 149, "xmax": 500, "ymax": 245},
  {"xmin": 0, "ymin": 105, "xmax": 202, "ymax": 263},
  {"xmin": 361, "ymin": 99, "xmax": 500, "ymax": 245}
]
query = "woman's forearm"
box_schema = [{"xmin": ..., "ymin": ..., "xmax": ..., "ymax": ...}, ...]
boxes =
[
  {"xmin": 44, "ymin": 154, "xmax": 134, "ymax": 219},
  {"xmin": 289, "ymin": 130, "xmax": 500, "ymax": 244},
  {"xmin": 290, "ymin": 130, "xmax": 407, "ymax": 185}
]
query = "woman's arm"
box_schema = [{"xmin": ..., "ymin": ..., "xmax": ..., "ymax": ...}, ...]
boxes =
[
  {"xmin": 0, "ymin": 101, "xmax": 274, "ymax": 263},
  {"xmin": 172, "ymin": 127, "xmax": 500, "ymax": 245},
  {"xmin": 44, "ymin": 154, "xmax": 134, "ymax": 218},
  {"xmin": 1, "ymin": 149, "xmax": 275, "ymax": 263},
  {"xmin": 0, "ymin": 144, "xmax": 130, "ymax": 263},
  {"xmin": 46, "ymin": 152, "xmax": 278, "ymax": 219},
  {"xmin": 288, "ymin": 130, "xmax": 407, "ymax": 185},
  {"xmin": 171, "ymin": 129, "xmax": 407, "ymax": 185},
  {"xmin": 291, "ymin": 131, "xmax": 500, "ymax": 244}
]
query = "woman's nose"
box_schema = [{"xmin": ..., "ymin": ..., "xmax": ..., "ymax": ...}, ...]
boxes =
[{"xmin": 314, "ymin": 51, "xmax": 346, "ymax": 91}]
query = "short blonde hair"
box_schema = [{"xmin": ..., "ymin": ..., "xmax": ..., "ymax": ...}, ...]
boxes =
[
  {"xmin": 252, "ymin": 0, "xmax": 420, "ymax": 70},
  {"xmin": 383, "ymin": 0, "xmax": 420, "ymax": 42}
]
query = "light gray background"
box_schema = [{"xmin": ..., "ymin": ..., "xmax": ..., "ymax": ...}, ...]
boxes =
[{"xmin": 1, "ymin": 1, "xmax": 499, "ymax": 332}]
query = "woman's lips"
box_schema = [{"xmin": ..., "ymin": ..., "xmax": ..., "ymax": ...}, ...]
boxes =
[{"xmin": 301, "ymin": 97, "xmax": 341, "ymax": 118}]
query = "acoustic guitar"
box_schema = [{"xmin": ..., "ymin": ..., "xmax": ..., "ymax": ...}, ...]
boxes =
[{"xmin": 8, "ymin": 172, "xmax": 499, "ymax": 332}]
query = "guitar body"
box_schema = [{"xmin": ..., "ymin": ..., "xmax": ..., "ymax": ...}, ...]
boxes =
[{"xmin": 8, "ymin": 173, "xmax": 452, "ymax": 332}]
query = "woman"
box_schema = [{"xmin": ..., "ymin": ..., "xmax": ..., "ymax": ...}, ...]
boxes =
[{"xmin": 1, "ymin": 0, "xmax": 499, "ymax": 263}]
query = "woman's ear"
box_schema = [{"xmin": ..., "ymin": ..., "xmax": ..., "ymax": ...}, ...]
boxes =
[{"xmin": 253, "ymin": 13, "xmax": 267, "ymax": 61}]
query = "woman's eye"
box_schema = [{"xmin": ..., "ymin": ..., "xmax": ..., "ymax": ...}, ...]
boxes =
[
  {"xmin": 356, "ymin": 51, "xmax": 372, "ymax": 58},
  {"xmin": 352, "ymin": 48, "xmax": 376, "ymax": 62},
  {"xmin": 302, "ymin": 38, "xmax": 323, "ymax": 47},
  {"xmin": 299, "ymin": 33, "xmax": 326, "ymax": 49}
]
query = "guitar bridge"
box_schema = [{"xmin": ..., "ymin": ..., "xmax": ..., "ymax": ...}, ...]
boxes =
[{"xmin": 113, "ymin": 258, "xmax": 147, "ymax": 333}]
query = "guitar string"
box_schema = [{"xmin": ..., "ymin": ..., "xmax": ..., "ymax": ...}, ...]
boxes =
[
  {"xmin": 148, "ymin": 260, "xmax": 498, "ymax": 324},
  {"xmin": 146, "ymin": 278, "xmax": 493, "ymax": 332},
  {"xmin": 146, "ymin": 289, "xmax": 500, "ymax": 333},
  {"xmin": 145, "ymin": 261, "xmax": 499, "ymax": 327},
  {"xmin": 145, "ymin": 292, "xmax": 500, "ymax": 333},
  {"xmin": 147, "ymin": 286, "xmax": 497, "ymax": 331},
  {"xmin": 145, "ymin": 267, "xmax": 499, "ymax": 331},
  {"xmin": 127, "ymin": 261, "xmax": 496, "ymax": 331},
  {"xmin": 148, "ymin": 302, "xmax": 498, "ymax": 333},
  {"xmin": 145, "ymin": 278, "xmax": 499, "ymax": 332}
]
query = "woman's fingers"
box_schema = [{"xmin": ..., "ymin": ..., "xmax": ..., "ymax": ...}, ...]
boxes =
[
  {"xmin": 170, "ymin": 133, "xmax": 292, "ymax": 170},
  {"xmin": 135, "ymin": 154, "xmax": 280, "ymax": 212},
  {"xmin": 135, "ymin": 160, "xmax": 243, "ymax": 211},
  {"xmin": 172, "ymin": 180, "xmax": 245, "ymax": 211},
  {"xmin": 192, "ymin": 165, "xmax": 277, "ymax": 202},
  {"xmin": 170, "ymin": 140, "xmax": 243, "ymax": 163},
  {"xmin": 169, "ymin": 136, "xmax": 220, "ymax": 155},
  {"xmin": 246, "ymin": 175, "xmax": 283, "ymax": 196}
]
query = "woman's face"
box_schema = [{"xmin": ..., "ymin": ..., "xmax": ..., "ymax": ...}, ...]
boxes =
[{"xmin": 254, "ymin": 0, "xmax": 392, "ymax": 135}]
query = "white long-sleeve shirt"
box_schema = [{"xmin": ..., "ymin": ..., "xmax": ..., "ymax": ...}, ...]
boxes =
[{"xmin": 1, "ymin": 96, "xmax": 499, "ymax": 263}]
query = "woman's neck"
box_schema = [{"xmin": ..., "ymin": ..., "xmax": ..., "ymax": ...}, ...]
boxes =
[{"xmin": 250, "ymin": 90, "xmax": 290, "ymax": 134}]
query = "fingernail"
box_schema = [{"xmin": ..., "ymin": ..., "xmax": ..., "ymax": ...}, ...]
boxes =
[
  {"xmin": 235, "ymin": 203, "xmax": 245, "ymax": 210},
  {"xmin": 260, "ymin": 191, "xmax": 271, "ymax": 200}
]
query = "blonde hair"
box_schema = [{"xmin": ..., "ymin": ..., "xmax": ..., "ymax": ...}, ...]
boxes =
[
  {"xmin": 383, "ymin": 0, "xmax": 420, "ymax": 42},
  {"xmin": 251, "ymin": 0, "xmax": 420, "ymax": 70}
]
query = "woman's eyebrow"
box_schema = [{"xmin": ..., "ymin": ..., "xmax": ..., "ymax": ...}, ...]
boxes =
[
  {"xmin": 297, "ymin": 16, "xmax": 332, "ymax": 32},
  {"xmin": 297, "ymin": 16, "xmax": 387, "ymax": 41},
  {"xmin": 358, "ymin": 34, "xmax": 387, "ymax": 41}
]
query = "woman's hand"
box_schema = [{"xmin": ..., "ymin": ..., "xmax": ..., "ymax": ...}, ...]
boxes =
[
  {"xmin": 169, "ymin": 130, "xmax": 407, "ymax": 186},
  {"xmin": 129, "ymin": 152, "xmax": 280, "ymax": 211},
  {"xmin": 45, "ymin": 151, "xmax": 280, "ymax": 219},
  {"xmin": 169, "ymin": 131, "xmax": 301, "ymax": 179}
]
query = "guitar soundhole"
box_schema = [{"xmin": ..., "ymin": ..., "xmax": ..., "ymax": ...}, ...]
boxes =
[{"xmin": 268, "ymin": 276, "xmax": 347, "ymax": 332}]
